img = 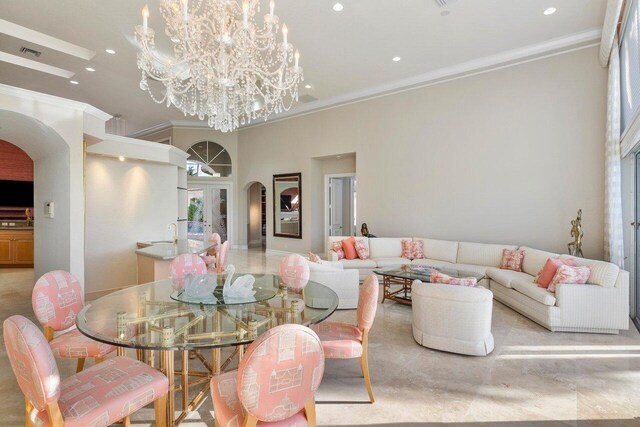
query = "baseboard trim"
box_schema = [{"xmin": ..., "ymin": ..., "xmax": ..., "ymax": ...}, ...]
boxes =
[
  {"xmin": 265, "ymin": 248, "xmax": 304, "ymax": 257},
  {"xmin": 232, "ymin": 245, "xmax": 249, "ymax": 250}
]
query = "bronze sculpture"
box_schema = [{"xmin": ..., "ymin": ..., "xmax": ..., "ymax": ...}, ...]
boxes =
[{"xmin": 567, "ymin": 209, "xmax": 584, "ymax": 257}]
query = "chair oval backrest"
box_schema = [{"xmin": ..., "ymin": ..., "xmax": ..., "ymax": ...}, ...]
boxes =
[
  {"xmin": 357, "ymin": 274, "xmax": 379, "ymax": 331},
  {"xmin": 32, "ymin": 270, "xmax": 84, "ymax": 331},
  {"xmin": 3, "ymin": 315, "xmax": 61, "ymax": 411},
  {"xmin": 217, "ymin": 241, "xmax": 230, "ymax": 269},
  {"xmin": 279, "ymin": 254, "xmax": 310, "ymax": 290},
  {"xmin": 169, "ymin": 254, "xmax": 208, "ymax": 290},
  {"xmin": 237, "ymin": 324, "xmax": 324, "ymax": 423},
  {"xmin": 207, "ymin": 233, "xmax": 221, "ymax": 256}
]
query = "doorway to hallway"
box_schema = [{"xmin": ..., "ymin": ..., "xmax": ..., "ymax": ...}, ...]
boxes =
[
  {"xmin": 325, "ymin": 174, "xmax": 356, "ymax": 241},
  {"xmin": 246, "ymin": 182, "xmax": 267, "ymax": 251}
]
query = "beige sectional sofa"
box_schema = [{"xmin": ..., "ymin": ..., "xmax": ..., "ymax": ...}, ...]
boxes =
[{"xmin": 327, "ymin": 236, "xmax": 629, "ymax": 334}]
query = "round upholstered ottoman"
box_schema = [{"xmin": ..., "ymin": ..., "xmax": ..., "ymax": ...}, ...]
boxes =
[{"xmin": 411, "ymin": 280, "xmax": 494, "ymax": 356}]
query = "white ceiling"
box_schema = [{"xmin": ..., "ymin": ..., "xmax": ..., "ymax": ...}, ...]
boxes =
[{"xmin": 0, "ymin": 0, "xmax": 607, "ymax": 135}]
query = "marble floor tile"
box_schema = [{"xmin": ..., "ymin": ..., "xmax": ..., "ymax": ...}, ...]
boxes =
[{"xmin": 0, "ymin": 250, "xmax": 639, "ymax": 426}]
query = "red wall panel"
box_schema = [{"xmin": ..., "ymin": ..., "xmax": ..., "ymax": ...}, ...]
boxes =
[{"xmin": 0, "ymin": 140, "xmax": 33, "ymax": 182}]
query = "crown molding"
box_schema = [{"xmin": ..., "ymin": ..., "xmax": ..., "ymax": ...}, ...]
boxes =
[
  {"xmin": 0, "ymin": 83, "xmax": 111, "ymax": 121},
  {"xmin": 129, "ymin": 28, "xmax": 602, "ymax": 136}
]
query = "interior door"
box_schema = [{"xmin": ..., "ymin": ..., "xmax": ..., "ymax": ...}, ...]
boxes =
[{"xmin": 329, "ymin": 178, "xmax": 343, "ymax": 236}]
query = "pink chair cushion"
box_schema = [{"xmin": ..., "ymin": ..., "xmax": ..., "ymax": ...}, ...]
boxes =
[
  {"xmin": 49, "ymin": 328, "xmax": 115, "ymax": 358},
  {"xmin": 357, "ymin": 274, "xmax": 379, "ymax": 331},
  {"xmin": 32, "ymin": 271, "xmax": 84, "ymax": 331},
  {"xmin": 210, "ymin": 371, "xmax": 309, "ymax": 427},
  {"xmin": 30, "ymin": 356, "xmax": 168, "ymax": 427},
  {"xmin": 169, "ymin": 254, "xmax": 207, "ymax": 290},
  {"xmin": 3, "ymin": 315, "xmax": 61, "ymax": 411},
  {"xmin": 279, "ymin": 254, "xmax": 310, "ymax": 290},
  {"xmin": 201, "ymin": 255, "xmax": 217, "ymax": 267},
  {"xmin": 237, "ymin": 324, "xmax": 324, "ymax": 423},
  {"xmin": 311, "ymin": 322, "xmax": 363, "ymax": 359}
]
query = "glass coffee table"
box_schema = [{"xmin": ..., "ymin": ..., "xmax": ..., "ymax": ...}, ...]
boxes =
[{"xmin": 374, "ymin": 265, "xmax": 486, "ymax": 305}]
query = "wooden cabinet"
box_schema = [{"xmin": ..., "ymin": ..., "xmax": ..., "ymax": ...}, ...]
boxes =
[{"xmin": 0, "ymin": 230, "xmax": 34, "ymax": 267}]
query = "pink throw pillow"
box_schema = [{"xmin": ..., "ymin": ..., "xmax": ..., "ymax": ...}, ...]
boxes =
[
  {"xmin": 535, "ymin": 258, "xmax": 577, "ymax": 288},
  {"xmin": 401, "ymin": 240, "xmax": 413, "ymax": 259},
  {"xmin": 411, "ymin": 240, "xmax": 425, "ymax": 259},
  {"xmin": 342, "ymin": 237, "xmax": 358, "ymax": 260},
  {"xmin": 548, "ymin": 265, "xmax": 591, "ymax": 293},
  {"xmin": 308, "ymin": 252, "xmax": 322, "ymax": 263},
  {"xmin": 331, "ymin": 241, "xmax": 344, "ymax": 260},
  {"xmin": 500, "ymin": 249, "xmax": 525, "ymax": 272},
  {"xmin": 430, "ymin": 270, "xmax": 477, "ymax": 287},
  {"xmin": 355, "ymin": 240, "xmax": 369, "ymax": 260}
]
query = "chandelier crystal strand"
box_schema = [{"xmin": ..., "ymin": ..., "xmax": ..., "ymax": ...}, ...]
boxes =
[{"xmin": 135, "ymin": 0, "xmax": 303, "ymax": 132}]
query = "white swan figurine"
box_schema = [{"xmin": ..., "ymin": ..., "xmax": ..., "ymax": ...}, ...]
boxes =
[{"xmin": 223, "ymin": 265, "xmax": 256, "ymax": 299}]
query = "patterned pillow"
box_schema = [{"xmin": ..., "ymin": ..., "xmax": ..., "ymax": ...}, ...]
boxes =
[
  {"xmin": 548, "ymin": 265, "xmax": 591, "ymax": 293},
  {"xmin": 535, "ymin": 258, "xmax": 577, "ymax": 288},
  {"xmin": 401, "ymin": 240, "xmax": 413, "ymax": 259},
  {"xmin": 355, "ymin": 240, "xmax": 369, "ymax": 260},
  {"xmin": 411, "ymin": 240, "xmax": 425, "ymax": 259},
  {"xmin": 430, "ymin": 270, "xmax": 477, "ymax": 287},
  {"xmin": 308, "ymin": 252, "xmax": 322, "ymax": 263},
  {"xmin": 500, "ymin": 249, "xmax": 525, "ymax": 272},
  {"xmin": 331, "ymin": 241, "xmax": 344, "ymax": 260}
]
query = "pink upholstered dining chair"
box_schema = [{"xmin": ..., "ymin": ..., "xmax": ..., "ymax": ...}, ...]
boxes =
[
  {"xmin": 202, "ymin": 233, "xmax": 222, "ymax": 270},
  {"xmin": 31, "ymin": 270, "xmax": 115, "ymax": 373},
  {"xmin": 169, "ymin": 253, "xmax": 208, "ymax": 290},
  {"xmin": 210, "ymin": 324, "xmax": 324, "ymax": 427},
  {"xmin": 311, "ymin": 274, "xmax": 379, "ymax": 402},
  {"xmin": 4, "ymin": 315, "xmax": 169, "ymax": 427},
  {"xmin": 215, "ymin": 241, "xmax": 230, "ymax": 273}
]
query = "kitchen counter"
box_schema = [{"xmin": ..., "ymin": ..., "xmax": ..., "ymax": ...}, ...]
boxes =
[{"xmin": 135, "ymin": 239, "xmax": 216, "ymax": 284}]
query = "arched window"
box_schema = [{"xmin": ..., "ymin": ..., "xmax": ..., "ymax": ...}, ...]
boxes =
[{"xmin": 186, "ymin": 141, "xmax": 232, "ymax": 177}]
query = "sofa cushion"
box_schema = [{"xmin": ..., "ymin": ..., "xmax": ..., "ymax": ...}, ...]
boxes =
[
  {"xmin": 457, "ymin": 242, "xmax": 518, "ymax": 267},
  {"xmin": 373, "ymin": 257, "xmax": 412, "ymax": 268},
  {"xmin": 307, "ymin": 260, "xmax": 343, "ymax": 272},
  {"xmin": 511, "ymin": 279, "xmax": 557, "ymax": 306},
  {"xmin": 486, "ymin": 267, "xmax": 535, "ymax": 289},
  {"xmin": 413, "ymin": 238, "xmax": 458, "ymax": 263},
  {"xmin": 558, "ymin": 255, "xmax": 620, "ymax": 288},
  {"xmin": 520, "ymin": 247, "xmax": 559, "ymax": 276},
  {"xmin": 411, "ymin": 258, "xmax": 451, "ymax": 269},
  {"xmin": 369, "ymin": 238, "xmax": 410, "ymax": 258},
  {"xmin": 339, "ymin": 259, "xmax": 377, "ymax": 269}
]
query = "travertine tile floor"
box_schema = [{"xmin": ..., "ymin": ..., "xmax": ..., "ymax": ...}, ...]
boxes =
[{"xmin": 1, "ymin": 251, "xmax": 640, "ymax": 426}]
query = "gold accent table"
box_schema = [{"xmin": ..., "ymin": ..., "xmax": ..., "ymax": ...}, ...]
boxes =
[{"xmin": 76, "ymin": 274, "xmax": 338, "ymax": 426}]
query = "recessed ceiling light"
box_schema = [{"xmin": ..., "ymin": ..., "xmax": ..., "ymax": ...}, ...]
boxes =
[
  {"xmin": 85, "ymin": 67, "xmax": 95, "ymax": 72},
  {"xmin": 392, "ymin": 56, "xmax": 401, "ymax": 62},
  {"xmin": 333, "ymin": 3, "xmax": 344, "ymax": 12},
  {"xmin": 118, "ymin": 156, "xmax": 126, "ymax": 162},
  {"xmin": 69, "ymin": 80, "xmax": 79, "ymax": 85},
  {"xmin": 305, "ymin": 84, "xmax": 312, "ymax": 89},
  {"xmin": 543, "ymin": 7, "xmax": 556, "ymax": 15},
  {"xmin": 105, "ymin": 49, "xmax": 116, "ymax": 54}
]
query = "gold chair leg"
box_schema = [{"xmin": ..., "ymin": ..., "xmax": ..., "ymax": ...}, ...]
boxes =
[
  {"xmin": 360, "ymin": 332, "xmax": 375, "ymax": 403},
  {"xmin": 304, "ymin": 399, "xmax": 317, "ymax": 427},
  {"xmin": 76, "ymin": 358, "xmax": 85, "ymax": 373},
  {"xmin": 154, "ymin": 394, "xmax": 167, "ymax": 427},
  {"xmin": 215, "ymin": 418, "xmax": 221, "ymax": 427},
  {"xmin": 25, "ymin": 398, "xmax": 32, "ymax": 427},
  {"xmin": 123, "ymin": 415, "xmax": 131, "ymax": 427},
  {"xmin": 46, "ymin": 403, "xmax": 64, "ymax": 427},
  {"xmin": 95, "ymin": 356, "xmax": 105, "ymax": 364},
  {"xmin": 243, "ymin": 414, "xmax": 258, "ymax": 427}
]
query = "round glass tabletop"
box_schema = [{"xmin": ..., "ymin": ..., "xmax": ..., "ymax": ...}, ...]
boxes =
[
  {"xmin": 76, "ymin": 273, "xmax": 338, "ymax": 351},
  {"xmin": 169, "ymin": 273, "xmax": 278, "ymax": 305}
]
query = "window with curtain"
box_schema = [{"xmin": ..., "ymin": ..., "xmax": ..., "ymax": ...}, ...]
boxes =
[{"xmin": 620, "ymin": 0, "xmax": 640, "ymax": 135}]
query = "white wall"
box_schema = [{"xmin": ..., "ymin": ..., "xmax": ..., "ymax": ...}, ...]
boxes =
[
  {"xmin": 238, "ymin": 47, "xmax": 608, "ymax": 259},
  {"xmin": 84, "ymin": 156, "xmax": 178, "ymax": 294}
]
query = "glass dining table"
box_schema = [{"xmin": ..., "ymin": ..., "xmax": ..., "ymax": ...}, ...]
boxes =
[{"xmin": 76, "ymin": 273, "xmax": 339, "ymax": 426}]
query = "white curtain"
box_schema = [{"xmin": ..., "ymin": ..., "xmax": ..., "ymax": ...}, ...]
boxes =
[{"xmin": 605, "ymin": 40, "xmax": 624, "ymax": 268}]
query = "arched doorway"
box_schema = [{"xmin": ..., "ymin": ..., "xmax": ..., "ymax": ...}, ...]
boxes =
[
  {"xmin": 246, "ymin": 182, "xmax": 266, "ymax": 251},
  {"xmin": 0, "ymin": 110, "xmax": 76, "ymax": 281}
]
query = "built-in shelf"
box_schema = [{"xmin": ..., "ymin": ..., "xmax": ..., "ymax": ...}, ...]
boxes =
[{"xmin": 0, "ymin": 207, "xmax": 32, "ymax": 220}]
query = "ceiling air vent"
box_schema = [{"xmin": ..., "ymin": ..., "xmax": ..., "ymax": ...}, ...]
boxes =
[
  {"xmin": 298, "ymin": 94, "xmax": 318, "ymax": 103},
  {"xmin": 19, "ymin": 46, "xmax": 42, "ymax": 57}
]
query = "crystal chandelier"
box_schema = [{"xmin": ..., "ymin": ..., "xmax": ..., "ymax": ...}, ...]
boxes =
[{"xmin": 135, "ymin": 0, "xmax": 303, "ymax": 132}]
